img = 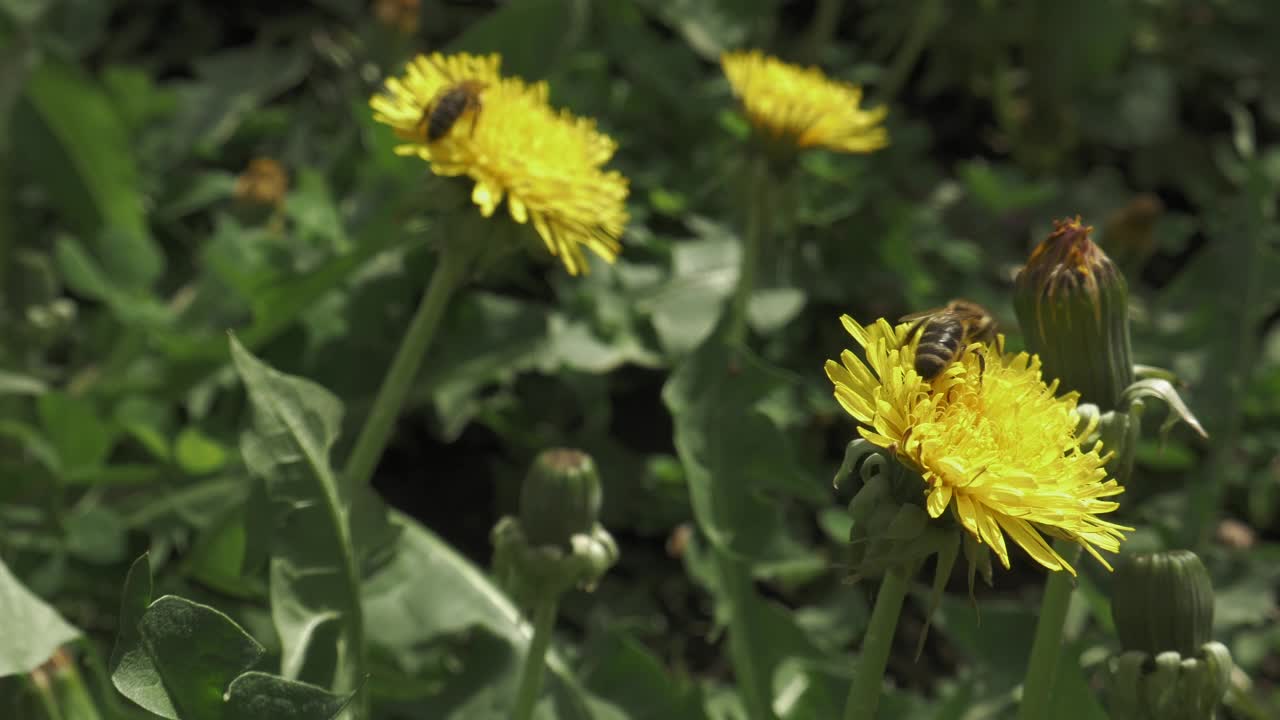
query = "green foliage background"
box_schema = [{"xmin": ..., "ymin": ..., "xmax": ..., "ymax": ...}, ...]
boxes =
[{"xmin": 1, "ymin": 0, "xmax": 1278, "ymax": 718}]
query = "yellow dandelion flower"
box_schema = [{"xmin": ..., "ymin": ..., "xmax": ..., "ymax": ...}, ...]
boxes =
[
  {"xmin": 824, "ymin": 316, "xmax": 1131, "ymax": 575},
  {"xmin": 721, "ymin": 50, "xmax": 889, "ymax": 153},
  {"xmin": 370, "ymin": 53, "xmax": 629, "ymax": 275}
]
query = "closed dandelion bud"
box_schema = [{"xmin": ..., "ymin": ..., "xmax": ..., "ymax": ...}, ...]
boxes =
[
  {"xmin": 1014, "ymin": 217, "xmax": 1133, "ymax": 410},
  {"xmin": 519, "ymin": 449, "xmax": 603, "ymax": 549},
  {"xmin": 1111, "ymin": 550, "xmax": 1214, "ymax": 655}
]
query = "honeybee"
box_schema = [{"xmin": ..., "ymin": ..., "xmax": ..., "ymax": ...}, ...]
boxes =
[
  {"xmin": 418, "ymin": 80, "xmax": 487, "ymax": 142},
  {"xmin": 899, "ymin": 299, "xmax": 996, "ymax": 380}
]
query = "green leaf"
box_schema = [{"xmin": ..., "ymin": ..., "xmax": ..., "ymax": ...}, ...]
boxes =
[
  {"xmin": 578, "ymin": 631, "xmax": 706, "ymax": 719},
  {"xmin": 0, "ymin": 369, "xmax": 47, "ymax": 396},
  {"xmin": 110, "ymin": 554, "xmax": 177, "ymax": 719},
  {"xmin": 136, "ymin": 596, "xmax": 265, "ymax": 720},
  {"xmin": 175, "ymin": 426, "xmax": 230, "ymax": 475},
  {"xmin": 229, "ymin": 336, "xmax": 363, "ymax": 697},
  {"xmin": 37, "ymin": 391, "xmax": 114, "ymax": 475},
  {"xmin": 363, "ymin": 511, "xmax": 616, "ymax": 719},
  {"xmin": 223, "ymin": 672, "xmax": 354, "ymax": 720},
  {"xmin": 15, "ymin": 59, "xmax": 161, "ymax": 290},
  {"xmin": 0, "ymin": 555, "xmax": 81, "ymax": 677},
  {"xmin": 682, "ymin": 538, "xmax": 844, "ymax": 718},
  {"xmin": 662, "ymin": 333, "xmax": 822, "ymax": 563}
]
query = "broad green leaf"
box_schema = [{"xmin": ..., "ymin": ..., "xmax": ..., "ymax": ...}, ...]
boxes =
[
  {"xmin": 64, "ymin": 504, "xmax": 127, "ymax": 565},
  {"xmin": 286, "ymin": 170, "xmax": 349, "ymax": 253},
  {"xmin": 644, "ymin": 232, "xmax": 737, "ymax": 355},
  {"xmin": 229, "ymin": 336, "xmax": 362, "ymax": 699},
  {"xmin": 37, "ymin": 391, "xmax": 113, "ymax": 475},
  {"xmin": 223, "ymin": 672, "xmax": 354, "ymax": 720},
  {"xmin": 15, "ymin": 59, "xmax": 161, "ymax": 290},
  {"xmin": 110, "ymin": 554, "xmax": 176, "ymax": 719},
  {"xmin": 137, "ymin": 596, "xmax": 265, "ymax": 720},
  {"xmin": 662, "ymin": 332, "xmax": 822, "ymax": 563},
  {"xmin": 578, "ymin": 630, "xmax": 706, "ymax": 719},
  {"xmin": 0, "ymin": 555, "xmax": 81, "ymax": 677},
  {"xmin": 683, "ymin": 538, "xmax": 844, "ymax": 718},
  {"xmin": 175, "ymin": 426, "xmax": 229, "ymax": 475},
  {"xmin": 363, "ymin": 511, "xmax": 621, "ymax": 720}
]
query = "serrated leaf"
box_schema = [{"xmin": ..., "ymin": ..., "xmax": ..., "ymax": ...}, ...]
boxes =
[
  {"xmin": 229, "ymin": 336, "xmax": 363, "ymax": 701},
  {"xmin": 0, "ymin": 555, "xmax": 81, "ymax": 678},
  {"xmin": 223, "ymin": 672, "xmax": 354, "ymax": 720}
]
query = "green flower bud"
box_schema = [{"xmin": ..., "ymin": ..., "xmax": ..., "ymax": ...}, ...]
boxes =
[
  {"xmin": 519, "ymin": 449, "xmax": 603, "ymax": 549},
  {"xmin": 1111, "ymin": 550, "xmax": 1214, "ymax": 655},
  {"xmin": 1014, "ymin": 217, "xmax": 1133, "ymax": 410}
]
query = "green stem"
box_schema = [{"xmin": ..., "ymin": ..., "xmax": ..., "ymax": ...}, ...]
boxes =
[
  {"xmin": 844, "ymin": 566, "xmax": 910, "ymax": 720},
  {"xmin": 727, "ymin": 155, "xmax": 769, "ymax": 346},
  {"xmin": 511, "ymin": 588, "xmax": 561, "ymax": 720},
  {"xmin": 343, "ymin": 249, "xmax": 467, "ymax": 492},
  {"xmin": 718, "ymin": 548, "xmax": 775, "ymax": 720},
  {"xmin": 49, "ymin": 655, "xmax": 101, "ymax": 720},
  {"xmin": 1018, "ymin": 543, "xmax": 1082, "ymax": 720}
]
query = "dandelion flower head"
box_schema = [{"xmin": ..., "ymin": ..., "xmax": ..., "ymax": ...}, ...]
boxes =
[
  {"xmin": 370, "ymin": 52, "xmax": 629, "ymax": 275},
  {"xmin": 721, "ymin": 50, "xmax": 889, "ymax": 154},
  {"xmin": 824, "ymin": 316, "xmax": 1130, "ymax": 575}
]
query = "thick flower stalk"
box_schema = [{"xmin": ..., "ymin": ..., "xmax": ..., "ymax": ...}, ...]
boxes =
[
  {"xmin": 825, "ymin": 316, "xmax": 1130, "ymax": 575},
  {"xmin": 721, "ymin": 50, "xmax": 889, "ymax": 158},
  {"xmin": 371, "ymin": 52, "xmax": 629, "ymax": 275}
]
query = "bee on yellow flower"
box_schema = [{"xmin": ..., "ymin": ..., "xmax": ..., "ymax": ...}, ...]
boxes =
[
  {"xmin": 825, "ymin": 315, "xmax": 1131, "ymax": 575},
  {"xmin": 370, "ymin": 53, "xmax": 629, "ymax": 275}
]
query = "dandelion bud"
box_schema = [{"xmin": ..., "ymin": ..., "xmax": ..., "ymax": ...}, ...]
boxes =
[
  {"xmin": 1014, "ymin": 217, "xmax": 1133, "ymax": 410},
  {"xmin": 519, "ymin": 449, "xmax": 603, "ymax": 549},
  {"xmin": 1106, "ymin": 643, "xmax": 1233, "ymax": 720},
  {"xmin": 1111, "ymin": 550, "xmax": 1214, "ymax": 655},
  {"xmin": 233, "ymin": 158, "xmax": 289, "ymax": 207}
]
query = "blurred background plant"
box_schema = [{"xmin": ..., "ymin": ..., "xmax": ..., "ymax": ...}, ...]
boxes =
[{"xmin": 1, "ymin": 1, "xmax": 1278, "ymax": 719}]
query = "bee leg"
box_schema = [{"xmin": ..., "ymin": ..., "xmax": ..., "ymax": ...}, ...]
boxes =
[{"xmin": 976, "ymin": 350, "xmax": 987, "ymax": 382}]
